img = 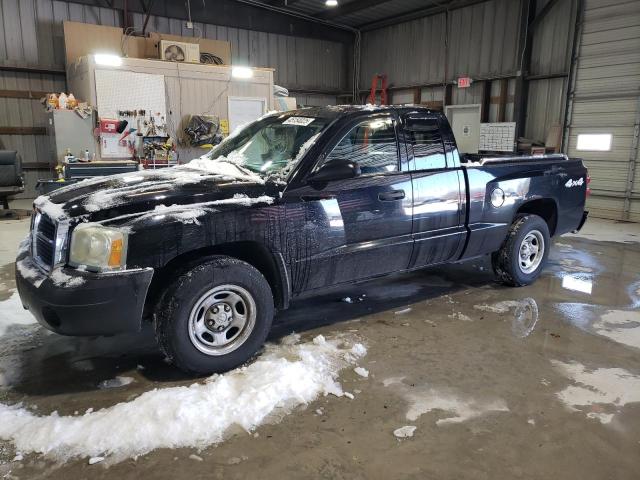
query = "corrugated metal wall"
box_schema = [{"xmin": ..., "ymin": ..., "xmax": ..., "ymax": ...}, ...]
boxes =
[
  {"xmin": 526, "ymin": 0, "xmax": 576, "ymax": 143},
  {"xmin": 360, "ymin": 0, "xmax": 522, "ymax": 88},
  {"xmin": 360, "ymin": 12, "xmax": 447, "ymax": 87},
  {"xmin": 0, "ymin": 0, "xmax": 348, "ymax": 198},
  {"xmin": 566, "ymin": 0, "xmax": 640, "ymax": 221}
]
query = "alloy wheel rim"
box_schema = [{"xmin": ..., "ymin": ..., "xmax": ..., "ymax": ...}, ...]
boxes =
[
  {"xmin": 518, "ymin": 230, "xmax": 545, "ymax": 274},
  {"xmin": 188, "ymin": 284, "xmax": 256, "ymax": 356}
]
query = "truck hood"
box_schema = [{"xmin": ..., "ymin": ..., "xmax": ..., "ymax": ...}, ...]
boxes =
[{"xmin": 37, "ymin": 162, "xmax": 282, "ymax": 222}]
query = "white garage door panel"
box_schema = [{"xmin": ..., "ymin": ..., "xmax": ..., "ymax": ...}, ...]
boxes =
[
  {"xmin": 582, "ymin": 13, "xmax": 640, "ymax": 33},
  {"xmin": 571, "ymin": 111, "xmax": 636, "ymax": 127},
  {"xmin": 576, "ymin": 64, "xmax": 639, "ymax": 81},
  {"xmin": 580, "ymin": 38, "xmax": 640, "ymax": 57},
  {"xmin": 566, "ymin": 0, "xmax": 640, "ymax": 221},
  {"xmin": 582, "ymin": 26, "xmax": 640, "ymax": 45},
  {"xmin": 577, "ymin": 51, "xmax": 640, "ymax": 69},
  {"xmin": 629, "ymin": 203, "xmax": 640, "ymax": 223},
  {"xmin": 587, "ymin": 196, "xmax": 626, "ymax": 218},
  {"xmin": 633, "ymin": 169, "xmax": 640, "ymax": 194}
]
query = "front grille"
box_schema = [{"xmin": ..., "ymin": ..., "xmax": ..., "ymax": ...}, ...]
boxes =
[
  {"xmin": 38, "ymin": 214, "xmax": 56, "ymax": 238},
  {"xmin": 32, "ymin": 211, "xmax": 58, "ymax": 271}
]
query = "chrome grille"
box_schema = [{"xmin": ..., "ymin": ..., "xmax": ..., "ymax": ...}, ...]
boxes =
[{"xmin": 31, "ymin": 210, "xmax": 68, "ymax": 272}]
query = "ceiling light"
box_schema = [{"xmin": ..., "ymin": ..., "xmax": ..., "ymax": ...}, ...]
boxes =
[
  {"xmin": 232, "ymin": 66, "xmax": 253, "ymax": 79},
  {"xmin": 94, "ymin": 54, "xmax": 122, "ymax": 66},
  {"xmin": 325, "ymin": 0, "xmax": 338, "ymax": 6}
]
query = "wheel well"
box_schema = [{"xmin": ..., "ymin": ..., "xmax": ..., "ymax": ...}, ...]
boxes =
[
  {"xmin": 144, "ymin": 242, "xmax": 288, "ymax": 320},
  {"xmin": 517, "ymin": 198, "xmax": 558, "ymax": 236}
]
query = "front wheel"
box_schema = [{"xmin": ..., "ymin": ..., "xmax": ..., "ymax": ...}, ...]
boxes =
[
  {"xmin": 154, "ymin": 256, "xmax": 274, "ymax": 374},
  {"xmin": 492, "ymin": 214, "xmax": 550, "ymax": 287}
]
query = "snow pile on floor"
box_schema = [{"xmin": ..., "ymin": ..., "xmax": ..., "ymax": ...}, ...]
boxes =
[
  {"xmin": 0, "ymin": 292, "xmax": 36, "ymax": 336},
  {"xmin": 592, "ymin": 309, "xmax": 640, "ymax": 350},
  {"xmin": 393, "ymin": 425, "xmax": 416, "ymax": 438},
  {"xmin": 0, "ymin": 334, "xmax": 366, "ymax": 463},
  {"xmin": 551, "ymin": 360, "xmax": 640, "ymax": 424},
  {"xmin": 383, "ymin": 377, "xmax": 509, "ymax": 426}
]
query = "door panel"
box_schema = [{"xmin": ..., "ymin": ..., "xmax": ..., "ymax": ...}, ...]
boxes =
[
  {"xmin": 403, "ymin": 114, "xmax": 465, "ymax": 267},
  {"xmin": 410, "ymin": 169, "xmax": 465, "ymax": 267},
  {"xmin": 286, "ymin": 173, "xmax": 413, "ymax": 291},
  {"xmin": 285, "ymin": 113, "xmax": 415, "ymax": 292}
]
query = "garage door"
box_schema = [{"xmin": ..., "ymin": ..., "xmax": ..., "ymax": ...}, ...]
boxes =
[{"xmin": 566, "ymin": 0, "xmax": 640, "ymax": 221}]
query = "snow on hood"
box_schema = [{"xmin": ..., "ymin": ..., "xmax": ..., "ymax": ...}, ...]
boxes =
[
  {"xmin": 150, "ymin": 194, "xmax": 275, "ymax": 225},
  {"xmin": 81, "ymin": 161, "xmax": 265, "ymax": 214},
  {"xmin": 33, "ymin": 196, "xmax": 66, "ymax": 221},
  {"xmin": 0, "ymin": 334, "xmax": 366, "ymax": 463},
  {"xmin": 181, "ymin": 155, "xmax": 264, "ymax": 184}
]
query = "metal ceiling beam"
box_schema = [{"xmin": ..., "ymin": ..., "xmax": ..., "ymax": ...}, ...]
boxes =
[
  {"xmin": 356, "ymin": 0, "xmax": 488, "ymax": 31},
  {"xmin": 66, "ymin": 0, "xmax": 354, "ymax": 43},
  {"xmin": 261, "ymin": 0, "xmax": 303, "ymax": 5},
  {"xmin": 318, "ymin": 0, "xmax": 392, "ymax": 20}
]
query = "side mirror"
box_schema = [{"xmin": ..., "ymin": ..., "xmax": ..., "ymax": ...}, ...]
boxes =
[{"xmin": 307, "ymin": 159, "xmax": 361, "ymax": 184}]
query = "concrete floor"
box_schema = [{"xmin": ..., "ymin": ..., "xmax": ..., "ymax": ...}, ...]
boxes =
[{"xmin": 1, "ymin": 213, "xmax": 639, "ymax": 479}]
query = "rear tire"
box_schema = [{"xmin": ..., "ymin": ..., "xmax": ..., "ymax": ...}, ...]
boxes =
[
  {"xmin": 154, "ymin": 256, "xmax": 274, "ymax": 374},
  {"xmin": 492, "ymin": 214, "xmax": 550, "ymax": 287}
]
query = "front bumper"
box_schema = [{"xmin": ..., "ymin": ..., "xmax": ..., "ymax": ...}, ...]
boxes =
[{"xmin": 15, "ymin": 252, "xmax": 154, "ymax": 336}]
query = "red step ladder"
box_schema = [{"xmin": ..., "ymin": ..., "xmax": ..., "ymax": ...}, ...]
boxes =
[{"xmin": 368, "ymin": 74, "xmax": 388, "ymax": 105}]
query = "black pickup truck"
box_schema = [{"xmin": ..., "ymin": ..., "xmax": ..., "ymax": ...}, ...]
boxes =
[{"xmin": 16, "ymin": 106, "xmax": 589, "ymax": 373}]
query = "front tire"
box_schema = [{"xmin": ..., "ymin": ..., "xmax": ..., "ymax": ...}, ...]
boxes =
[
  {"xmin": 492, "ymin": 214, "xmax": 550, "ymax": 287},
  {"xmin": 154, "ymin": 256, "xmax": 274, "ymax": 374}
]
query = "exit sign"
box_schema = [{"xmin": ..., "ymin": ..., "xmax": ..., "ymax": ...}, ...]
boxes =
[{"xmin": 457, "ymin": 77, "xmax": 472, "ymax": 88}]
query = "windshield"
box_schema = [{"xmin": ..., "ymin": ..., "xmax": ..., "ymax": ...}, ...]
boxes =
[{"xmin": 206, "ymin": 114, "xmax": 330, "ymax": 179}]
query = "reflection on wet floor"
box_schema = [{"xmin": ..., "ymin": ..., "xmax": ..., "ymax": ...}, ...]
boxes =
[{"xmin": 0, "ymin": 225, "xmax": 639, "ymax": 477}]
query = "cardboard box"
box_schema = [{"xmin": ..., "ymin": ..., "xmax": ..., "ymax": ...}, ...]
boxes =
[
  {"xmin": 63, "ymin": 21, "xmax": 232, "ymax": 66},
  {"xmin": 63, "ymin": 21, "xmax": 123, "ymax": 66}
]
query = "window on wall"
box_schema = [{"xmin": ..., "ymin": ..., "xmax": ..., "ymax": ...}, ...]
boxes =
[
  {"xmin": 405, "ymin": 117, "xmax": 446, "ymax": 170},
  {"xmin": 325, "ymin": 117, "xmax": 399, "ymax": 174},
  {"xmin": 576, "ymin": 134, "xmax": 612, "ymax": 151}
]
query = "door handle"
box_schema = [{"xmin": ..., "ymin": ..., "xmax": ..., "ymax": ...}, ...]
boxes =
[{"xmin": 378, "ymin": 189, "xmax": 405, "ymax": 201}]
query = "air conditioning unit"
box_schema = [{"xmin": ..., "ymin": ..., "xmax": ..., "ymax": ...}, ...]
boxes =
[{"xmin": 159, "ymin": 40, "xmax": 200, "ymax": 63}]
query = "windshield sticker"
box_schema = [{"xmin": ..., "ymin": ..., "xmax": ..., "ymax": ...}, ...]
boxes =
[{"xmin": 283, "ymin": 117, "xmax": 315, "ymax": 126}]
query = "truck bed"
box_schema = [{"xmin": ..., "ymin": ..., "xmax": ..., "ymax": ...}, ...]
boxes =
[{"xmin": 462, "ymin": 153, "xmax": 568, "ymax": 166}]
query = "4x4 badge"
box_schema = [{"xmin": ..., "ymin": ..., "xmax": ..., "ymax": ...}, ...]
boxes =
[{"xmin": 565, "ymin": 178, "xmax": 584, "ymax": 188}]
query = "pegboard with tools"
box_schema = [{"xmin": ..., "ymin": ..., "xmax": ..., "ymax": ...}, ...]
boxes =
[
  {"xmin": 95, "ymin": 69, "xmax": 167, "ymax": 120},
  {"xmin": 479, "ymin": 122, "xmax": 516, "ymax": 152}
]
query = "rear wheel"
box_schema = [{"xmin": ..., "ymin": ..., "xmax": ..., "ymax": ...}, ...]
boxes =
[
  {"xmin": 492, "ymin": 214, "xmax": 550, "ymax": 286},
  {"xmin": 154, "ymin": 256, "xmax": 274, "ymax": 374}
]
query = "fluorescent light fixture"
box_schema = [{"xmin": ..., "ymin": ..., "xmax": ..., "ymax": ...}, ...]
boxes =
[
  {"xmin": 576, "ymin": 133, "xmax": 612, "ymax": 151},
  {"xmin": 326, "ymin": 0, "xmax": 338, "ymax": 6},
  {"xmin": 232, "ymin": 66, "xmax": 253, "ymax": 79},
  {"xmin": 94, "ymin": 53, "xmax": 122, "ymax": 66}
]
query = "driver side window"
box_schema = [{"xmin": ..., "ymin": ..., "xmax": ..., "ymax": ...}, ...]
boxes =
[{"xmin": 324, "ymin": 117, "xmax": 399, "ymax": 174}]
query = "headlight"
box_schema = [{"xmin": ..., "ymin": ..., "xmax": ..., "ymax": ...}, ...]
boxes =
[{"xmin": 69, "ymin": 223, "xmax": 128, "ymax": 271}]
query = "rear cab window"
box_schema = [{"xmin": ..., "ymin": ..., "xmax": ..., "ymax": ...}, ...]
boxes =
[{"xmin": 403, "ymin": 116, "xmax": 447, "ymax": 171}]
